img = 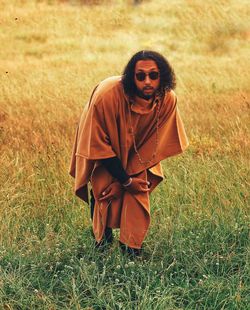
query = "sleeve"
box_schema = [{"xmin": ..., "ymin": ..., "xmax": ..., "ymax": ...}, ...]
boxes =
[{"xmin": 101, "ymin": 156, "xmax": 130, "ymax": 184}]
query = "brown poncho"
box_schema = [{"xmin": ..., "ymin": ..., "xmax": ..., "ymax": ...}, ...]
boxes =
[{"xmin": 70, "ymin": 76, "xmax": 188, "ymax": 248}]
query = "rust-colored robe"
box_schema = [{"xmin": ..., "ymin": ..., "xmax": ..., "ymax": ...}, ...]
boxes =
[{"xmin": 69, "ymin": 76, "xmax": 188, "ymax": 249}]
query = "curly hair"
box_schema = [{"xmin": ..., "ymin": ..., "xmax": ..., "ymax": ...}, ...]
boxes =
[{"xmin": 121, "ymin": 50, "xmax": 176, "ymax": 98}]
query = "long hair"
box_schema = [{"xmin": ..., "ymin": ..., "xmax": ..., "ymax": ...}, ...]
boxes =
[{"xmin": 121, "ymin": 50, "xmax": 176, "ymax": 98}]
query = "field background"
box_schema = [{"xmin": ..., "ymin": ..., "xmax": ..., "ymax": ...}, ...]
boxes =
[{"xmin": 0, "ymin": 0, "xmax": 249, "ymax": 309}]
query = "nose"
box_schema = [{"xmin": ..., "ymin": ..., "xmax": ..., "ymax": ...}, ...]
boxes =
[{"xmin": 144, "ymin": 75, "xmax": 151, "ymax": 84}]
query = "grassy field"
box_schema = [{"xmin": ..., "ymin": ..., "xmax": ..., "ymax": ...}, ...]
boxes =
[{"xmin": 0, "ymin": 0, "xmax": 249, "ymax": 309}]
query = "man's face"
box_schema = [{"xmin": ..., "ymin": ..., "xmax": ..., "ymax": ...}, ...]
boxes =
[{"xmin": 134, "ymin": 59, "xmax": 160, "ymax": 99}]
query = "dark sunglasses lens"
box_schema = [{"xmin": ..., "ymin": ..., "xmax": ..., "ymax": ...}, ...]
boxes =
[
  {"xmin": 149, "ymin": 72, "xmax": 159, "ymax": 80},
  {"xmin": 135, "ymin": 72, "xmax": 159, "ymax": 81},
  {"xmin": 136, "ymin": 72, "xmax": 146, "ymax": 81}
]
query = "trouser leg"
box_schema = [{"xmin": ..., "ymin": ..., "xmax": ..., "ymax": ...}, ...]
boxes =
[{"xmin": 90, "ymin": 189, "xmax": 95, "ymax": 221}]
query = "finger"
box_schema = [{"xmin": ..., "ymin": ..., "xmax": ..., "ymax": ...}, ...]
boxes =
[
  {"xmin": 134, "ymin": 177, "xmax": 146, "ymax": 182},
  {"xmin": 138, "ymin": 180, "xmax": 150, "ymax": 186},
  {"xmin": 101, "ymin": 187, "xmax": 111, "ymax": 197},
  {"xmin": 99, "ymin": 192, "xmax": 114, "ymax": 201},
  {"xmin": 139, "ymin": 187, "xmax": 150, "ymax": 192}
]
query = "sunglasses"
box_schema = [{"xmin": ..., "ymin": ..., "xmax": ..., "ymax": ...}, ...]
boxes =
[{"xmin": 135, "ymin": 71, "xmax": 159, "ymax": 81}]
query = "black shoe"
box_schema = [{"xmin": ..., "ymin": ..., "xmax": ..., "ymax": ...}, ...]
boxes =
[
  {"xmin": 119, "ymin": 241, "xmax": 142, "ymax": 257},
  {"xmin": 104, "ymin": 227, "xmax": 113, "ymax": 244},
  {"xmin": 95, "ymin": 227, "xmax": 113, "ymax": 249}
]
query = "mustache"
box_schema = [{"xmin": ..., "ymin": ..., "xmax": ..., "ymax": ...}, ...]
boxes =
[{"xmin": 143, "ymin": 87, "xmax": 154, "ymax": 91}]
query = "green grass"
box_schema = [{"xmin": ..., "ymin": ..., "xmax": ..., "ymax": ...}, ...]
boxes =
[
  {"xmin": 0, "ymin": 217, "xmax": 249, "ymax": 309},
  {"xmin": 1, "ymin": 152, "xmax": 249, "ymax": 309}
]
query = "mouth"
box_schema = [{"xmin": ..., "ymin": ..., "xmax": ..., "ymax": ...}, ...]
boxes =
[{"xmin": 143, "ymin": 87, "xmax": 154, "ymax": 93}]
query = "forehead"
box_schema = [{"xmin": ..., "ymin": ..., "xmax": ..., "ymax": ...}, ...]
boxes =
[{"xmin": 135, "ymin": 59, "xmax": 158, "ymax": 72}]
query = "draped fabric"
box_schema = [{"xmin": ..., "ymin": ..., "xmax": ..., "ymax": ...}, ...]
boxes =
[{"xmin": 69, "ymin": 76, "xmax": 188, "ymax": 248}]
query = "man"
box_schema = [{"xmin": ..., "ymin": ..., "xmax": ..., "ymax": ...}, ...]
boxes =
[{"xmin": 69, "ymin": 50, "xmax": 188, "ymax": 256}]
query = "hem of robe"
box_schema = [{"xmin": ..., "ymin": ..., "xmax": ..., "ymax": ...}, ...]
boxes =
[
  {"xmin": 127, "ymin": 142, "xmax": 188, "ymax": 176},
  {"xmin": 119, "ymin": 238, "xmax": 143, "ymax": 250},
  {"xmin": 75, "ymin": 152, "xmax": 116, "ymax": 160}
]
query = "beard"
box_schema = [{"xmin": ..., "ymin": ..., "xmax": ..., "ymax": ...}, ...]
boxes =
[{"xmin": 135, "ymin": 87, "xmax": 156, "ymax": 100}]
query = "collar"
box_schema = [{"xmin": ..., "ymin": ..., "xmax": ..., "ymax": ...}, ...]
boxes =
[{"xmin": 128, "ymin": 92, "xmax": 162, "ymax": 115}]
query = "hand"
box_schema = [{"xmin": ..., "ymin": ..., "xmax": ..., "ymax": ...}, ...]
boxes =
[
  {"xmin": 124, "ymin": 177, "xmax": 150, "ymax": 194},
  {"xmin": 99, "ymin": 181, "xmax": 123, "ymax": 202}
]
